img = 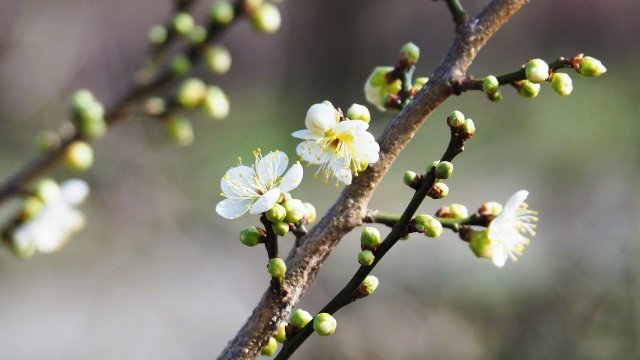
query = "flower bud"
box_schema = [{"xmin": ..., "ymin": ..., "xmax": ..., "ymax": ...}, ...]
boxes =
[
  {"xmin": 303, "ymin": 202, "xmax": 316, "ymax": 223},
  {"xmin": 268, "ymin": 257, "xmax": 287, "ymax": 278},
  {"xmin": 401, "ymin": 42, "xmax": 420, "ymax": 64},
  {"xmin": 210, "ymin": 1, "xmax": 235, "ymax": 24},
  {"xmin": 142, "ymin": 97, "xmax": 167, "ymax": 116},
  {"xmin": 271, "ymin": 221, "xmax": 289, "ymax": 236},
  {"xmin": 172, "ymin": 12, "xmax": 194, "ymax": 35},
  {"xmin": 488, "ymin": 90, "xmax": 502, "ymax": 102},
  {"xmin": 290, "ymin": 309, "xmax": 313, "ymax": 329},
  {"xmin": 204, "ymin": 45, "xmax": 232, "ymax": 75},
  {"xmin": 346, "ymin": 104, "xmax": 371, "ymax": 123},
  {"xmin": 463, "ymin": 119, "xmax": 476, "ymax": 136},
  {"xmin": 425, "ymin": 160, "xmax": 440, "ymax": 174},
  {"xmin": 202, "ymin": 86, "xmax": 230, "ymax": 121},
  {"xmin": 577, "ymin": 56, "xmax": 606, "ymax": 77},
  {"xmin": 518, "ymin": 80, "xmax": 540, "ymax": 98},
  {"xmin": 413, "ymin": 77, "xmax": 429, "ymax": 90},
  {"xmin": 482, "ymin": 75, "xmax": 499, "ymax": 94},
  {"xmin": 360, "ymin": 226, "xmax": 381, "ymax": 250},
  {"xmin": 447, "ymin": 111, "xmax": 465, "ymax": 128},
  {"xmin": 364, "ymin": 67, "xmax": 401, "ymax": 111},
  {"xmin": 358, "ymin": 250, "xmax": 375, "ymax": 266},
  {"xmin": 414, "ymin": 214, "xmax": 442, "ymax": 237},
  {"xmin": 274, "ymin": 322, "xmax": 287, "ymax": 343},
  {"xmin": 525, "ymin": 59, "xmax": 549, "ymax": 83},
  {"xmin": 166, "ymin": 115, "xmax": 194, "ymax": 146},
  {"xmin": 177, "ymin": 78, "xmax": 207, "ymax": 108},
  {"xmin": 435, "ymin": 161, "xmax": 453, "ymax": 180},
  {"xmin": 283, "ymin": 199, "xmax": 305, "ymax": 223},
  {"xmin": 72, "ymin": 89, "xmax": 95, "ymax": 113},
  {"xmin": 403, "ymin": 170, "xmax": 418, "ymax": 187},
  {"xmin": 360, "ymin": 275, "xmax": 379, "ymax": 296},
  {"xmin": 7, "ymin": 232, "xmax": 37, "ymax": 259},
  {"xmin": 305, "ymin": 103, "xmax": 337, "ymax": 134},
  {"xmin": 64, "ymin": 141, "xmax": 94, "ymax": 171},
  {"xmin": 313, "ymin": 313, "xmax": 337, "ymax": 336},
  {"xmin": 550, "ymin": 72, "xmax": 573, "ymax": 96},
  {"xmin": 19, "ymin": 196, "xmax": 44, "ymax": 221},
  {"xmin": 260, "ymin": 336, "xmax": 277, "ymax": 356},
  {"xmin": 188, "ymin": 25, "xmax": 207, "ymax": 44},
  {"xmin": 480, "ymin": 202, "xmax": 503, "ymax": 217},
  {"xmin": 34, "ymin": 178, "xmax": 61, "ymax": 203},
  {"xmin": 171, "ymin": 55, "xmax": 191, "ymax": 76},
  {"xmin": 148, "ymin": 25, "xmax": 167, "ymax": 45},
  {"xmin": 266, "ymin": 203, "xmax": 286, "ymax": 223},
  {"xmin": 428, "ymin": 182, "xmax": 449, "ymax": 199},
  {"xmin": 449, "ymin": 204, "xmax": 469, "ymax": 219},
  {"xmin": 468, "ymin": 230, "xmax": 493, "ymax": 258},
  {"xmin": 251, "ymin": 3, "xmax": 281, "ymax": 34},
  {"xmin": 239, "ymin": 226, "xmax": 263, "ymax": 247}
]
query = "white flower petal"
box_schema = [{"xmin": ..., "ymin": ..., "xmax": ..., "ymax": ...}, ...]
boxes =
[
  {"xmin": 216, "ymin": 198, "xmax": 252, "ymax": 219},
  {"xmin": 257, "ymin": 151, "xmax": 288, "ymax": 181},
  {"xmin": 60, "ymin": 179, "xmax": 90, "ymax": 205},
  {"xmin": 250, "ymin": 188, "xmax": 281, "ymax": 214},
  {"xmin": 278, "ymin": 163, "xmax": 303, "ymax": 193},
  {"xmin": 292, "ymin": 130, "xmax": 323, "ymax": 140},
  {"xmin": 221, "ymin": 166, "xmax": 256, "ymax": 197},
  {"xmin": 503, "ymin": 190, "xmax": 529, "ymax": 214},
  {"xmin": 491, "ymin": 250, "xmax": 508, "ymax": 268},
  {"xmin": 305, "ymin": 103, "xmax": 337, "ymax": 134}
]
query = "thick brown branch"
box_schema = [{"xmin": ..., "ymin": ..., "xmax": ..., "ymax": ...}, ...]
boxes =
[{"xmin": 218, "ymin": 0, "xmax": 529, "ymax": 358}]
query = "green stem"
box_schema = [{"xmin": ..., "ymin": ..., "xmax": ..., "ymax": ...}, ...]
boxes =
[{"xmin": 445, "ymin": 0, "xmax": 468, "ymax": 24}]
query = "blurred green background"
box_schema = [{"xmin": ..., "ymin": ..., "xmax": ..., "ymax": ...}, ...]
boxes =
[{"xmin": 1, "ymin": 0, "xmax": 639, "ymax": 359}]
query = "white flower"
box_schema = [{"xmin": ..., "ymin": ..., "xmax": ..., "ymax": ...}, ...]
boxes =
[
  {"xmin": 292, "ymin": 103, "xmax": 380, "ymax": 186},
  {"xmin": 13, "ymin": 179, "xmax": 89, "ymax": 255},
  {"xmin": 216, "ymin": 149, "xmax": 303, "ymax": 219},
  {"xmin": 487, "ymin": 190, "xmax": 538, "ymax": 268},
  {"xmin": 364, "ymin": 66, "xmax": 401, "ymax": 111}
]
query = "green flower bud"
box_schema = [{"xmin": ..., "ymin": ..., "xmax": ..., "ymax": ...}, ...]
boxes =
[
  {"xmin": 463, "ymin": 119, "xmax": 476, "ymax": 136},
  {"xmin": 260, "ymin": 336, "xmax": 278, "ymax": 356},
  {"xmin": 170, "ymin": 55, "xmax": 191, "ymax": 76},
  {"xmin": 447, "ymin": 111, "xmax": 465, "ymax": 128},
  {"xmin": 413, "ymin": 77, "xmax": 429, "ymax": 88},
  {"xmin": 34, "ymin": 178, "xmax": 61, "ymax": 203},
  {"xmin": 266, "ymin": 203, "xmax": 286, "ymax": 223},
  {"xmin": 360, "ymin": 226, "xmax": 381, "ymax": 250},
  {"xmin": 482, "ymin": 75, "xmax": 499, "ymax": 94},
  {"xmin": 274, "ymin": 322, "xmax": 287, "ymax": 343},
  {"xmin": 346, "ymin": 104, "xmax": 371, "ymax": 123},
  {"xmin": 72, "ymin": 89, "xmax": 95, "ymax": 113},
  {"xmin": 468, "ymin": 230, "xmax": 493, "ymax": 258},
  {"xmin": 313, "ymin": 313, "xmax": 337, "ymax": 336},
  {"xmin": 172, "ymin": 12, "xmax": 195, "ymax": 35},
  {"xmin": 188, "ymin": 25, "xmax": 207, "ymax": 44},
  {"xmin": 428, "ymin": 182, "xmax": 449, "ymax": 199},
  {"xmin": 290, "ymin": 309, "xmax": 313, "ymax": 329},
  {"xmin": 358, "ymin": 250, "xmax": 375, "ymax": 266},
  {"xmin": 303, "ymin": 202, "xmax": 316, "ymax": 223},
  {"xmin": 202, "ymin": 86, "xmax": 230, "ymax": 120},
  {"xmin": 210, "ymin": 1, "xmax": 235, "ymax": 24},
  {"xmin": 425, "ymin": 160, "xmax": 440, "ymax": 174},
  {"xmin": 142, "ymin": 97, "xmax": 167, "ymax": 116},
  {"xmin": 64, "ymin": 141, "xmax": 94, "ymax": 171},
  {"xmin": 518, "ymin": 80, "xmax": 540, "ymax": 98},
  {"xmin": 20, "ymin": 196, "xmax": 44, "ymax": 221},
  {"xmin": 251, "ymin": 3, "xmax": 281, "ymax": 34},
  {"xmin": 449, "ymin": 204, "xmax": 469, "ymax": 219},
  {"xmin": 268, "ymin": 257, "xmax": 287, "ymax": 278},
  {"xmin": 166, "ymin": 115, "xmax": 194, "ymax": 146},
  {"xmin": 479, "ymin": 202, "xmax": 503, "ymax": 217},
  {"xmin": 550, "ymin": 72, "xmax": 573, "ymax": 96},
  {"xmin": 525, "ymin": 58, "xmax": 549, "ymax": 83},
  {"xmin": 488, "ymin": 90, "xmax": 502, "ymax": 102},
  {"xmin": 204, "ymin": 45, "xmax": 232, "ymax": 75},
  {"xmin": 403, "ymin": 170, "xmax": 418, "ymax": 187},
  {"xmin": 435, "ymin": 161, "xmax": 453, "ymax": 180},
  {"xmin": 7, "ymin": 233, "xmax": 37, "ymax": 259},
  {"xmin": 72, "ymin": 91, "xmax": 107, "ymax": 139},
  {"xmin": 360, "ymin": 275, "xmax": 379, "ymax": 296},
  {"xmin": 271, "ymin": 221, "xmax": 289, "ymax": 236},
  {"xmin": 414, "ymin": 214, "xmax": 442, "ymax": 237},
  {"xmin": 148, "ymin": 25, "xmax": 167, "ymax": 45},
  {"xmin": 577, "ymin": 56, "xmax": 606, "ymax": 77},
  {"xmin": 239, "ymin": 226, "xmax": 263, "ymax": 247},
  {"xmin": 177, "ymin": 78, "xmax": 207, "ymax": 108},
  {"xmin": 282, "ymin": 199, "xmax": 305, "ymax": 223},
  {"xmin": 401, "ymin": 42, "xmax": 420, "ymax": 63}
]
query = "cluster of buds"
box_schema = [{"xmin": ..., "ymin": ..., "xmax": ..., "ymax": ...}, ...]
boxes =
[
  {"xmin": 424, "ymin": 160, "xmax": 454, "ymax": 199},
  {"xmin": 412, "ymin": 214, "xmax": 443, "ymax": 238},
  {"xmin": 358, "ymin": 227, "xmax": 381, "ymax": 266}
]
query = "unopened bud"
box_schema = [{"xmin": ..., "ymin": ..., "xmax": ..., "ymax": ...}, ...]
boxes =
[
  {"xmin": 468, "ymin": 230, "xmax": 492, "ymax": 258},
  {"xmin": 413, "ymin": 77, "xmax": 429, "ymax": 90},
  {"xmin": 210, "ymin": 1, "xmax": 235, "ymax": 24},
  {"xmin": 265, "ymin": 203, "xmax": 286, "ymax": 223},
  {"xmin": 271, "ymin": 221, "xmax": 289, "ymax": 236},
  {"xmin": 463, "ymin": 119, "xmax": 475, "ymax": 136},
  {"xmin": 313, "ymin": 313, "xmax": 337, "ymax": 336},
  {"xmin": 239, "ymin": 226, "xmax": 263, "ymax": 247},
  {"xmin": 274, "ymin": 322, "xmax": 287, "ymax": 343},
  {"xmin": 251, "ymin": 3, "xmax": 281, "ymax": 34},
  {"xmin": 34, "ymin": 178, "xmax": 61, "ymax": 203},
  {"xmin": 268, "ymin": 257, "xmax": 287, "ymax": 278},
  {"xmin": 260, "ymin": 336, "xmax": 277, "ymax": 356},
  {"xmin": 20, "ymin": 196, "xmax": 44, "ymax": 221},
  {"xmin": 482, "ymin": 75, "xmax": 499, "ymax": 94},
  {"xmin": 449, "ymin": 204, "xmax": 469, "ymax": 219},
  {"xmin": 303, "ymin": 202, "xmax": 316, "ymax": 223},
  {"xmin": 148, "ymin": 25, "xmax": 167, "ymax": 45},
  {"xmin": 360, "ymin": 275, "xmax": 379, "ymax": 296},
  {"xmin": 403, "ymin": 171, "xmax": 418, "ymax": 187},
  {"xmin": 414, "ymin": 214, "xmax": 442, "ymax": 238},
  {"xmin": 550, "ymin": 72, "xmax": 573, "ymax": 96},
  {"xmin": 518, "ymin": 80, "xmax": 540, "ymax": 98},
  {"xmin": 525, "ymin": 59, "xmax": 549, "ymax": 83},
  {"xmin": 360, "ymin": 226, "xmax": 381, "ymax": 250},
  {"xmin": 172, "ymin": 12, "xmax": 195, "ymax": 35},
  {"xmin": 447, "ymin": 111, "xmax": 465, "ymax": 128},
  {"xmin": 188, "ymin": 25, "xmax": 207, "ymax": 44},
  {"xmin": 166, "ymin": 116, "xmax": 194, "ymax": 146},
  {"xmin": 171, "ymin": 55, "xmax": 191, "ymax": 75},
  {"xmin": 204, "ymin": 45, "xmax": 232, "ymax": 75},
  {"xmin": 142, "ymin": 97, "xmax": 166, "ymax": 116},
  {"xmin": 283, "ymin": 199, "xmax": 305, "ymax": 223},
  {"xmin": 428, "ymin": 182, "xmax": 449, "ymax": 199},
  {"xmin": 358, "ymin": 250, "xmax": 375, "ymax": 266},
  {"xmin": 435, "ymin": 161, "xmax": 453, "ymax": 180},
  {"xmin": 346, "ymin": 104, "xmax": 371, "ymax": 123},
  {"xmin": 577, "ymin": 56, "xmax": 606, "ymax": 77},
  {"xmin": 202, "ymin": 86, "xmax": 230, "ymax": 120},
  {"xmin": 64, "ymin": 141, "xmax": 94, "ymax": 171},
  {"xmin": 487, "ymin": 90, "xmax": 502, "ymax": 102},
  {"xmin": 401, "ymin": 42, "xmax": 420, "ymax": 64},
  {"xmin": 290, "ymin": 309, "xmax": 313, "ymax": 329},
  {"xmin": 425, "ymin": 160, "xmax": 439, "ymax": 174},
  {"xmin": 177, "ymin": 78, "xmax": 207, "ymax": 108}
]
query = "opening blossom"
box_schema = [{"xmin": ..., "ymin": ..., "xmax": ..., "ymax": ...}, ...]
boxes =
[
  {"xmin": 292, "ymin": 102, "xmax": 380, "ymax": 186},
  {"xmin": 216, "ymin": 150, "xmax": 303, "ymax": 219}
]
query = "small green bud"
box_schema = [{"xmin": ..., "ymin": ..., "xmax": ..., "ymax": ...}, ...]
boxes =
[
  {"xmin": 488, "ymin": 90, "xmax": 502, "ymax": 102},
  {"xmin": 346, "ymin": 104, "xmax": 371, "ymax": 123},
  {"xmin": 170, "ymin": 55, "xmax": 191, "ymax": 76},
  {"xmin": 20, "ymin": 196, "xmax": 44, "ymax": 221},
  {"xmin": 525, "ymin": 58, "xmax": 549, "ymax": 83},
  {"xmin": 360, "ymin": 275, "xmax": 379, "ymax": 296},
  {"xmin": 172, "ymin": 12, "xmax": 195, "ymax": 35},
  {"xmin": 177, "ymin": 78, "xmax": 207, "ymax": 108},
  {"xmin": 482, "ymin": 75, "xmax": 499, "ymax": 94},
  {"xmin": 202, "ymin": 86, "xmax": 230, "ymax": 120},
  {"xmin": 577, "ymin": 56, "xmax": 606, "ymax": 77},
  {"xmin": 468, "ymin": 230, "xmax": 493, "ymax": 258},
  {"xmin": 210, "ymin": 1, "xmax": 235, "ymax": 24},
  {"xmin": 290, "ymin": 309, "xmax": 313, "ymax": 329},
  {"xmin": 282, "ymin": 199, "xmax": 305, "ymax": 223},
  {"xmin": 34, "ymin": 178, "xmax": 61, "ymax": 203},
  {"xmin": 303, "ymin": 202, "xmax": 316, "ymax": 223},
  {"xmin": 239, "ymin": 226, "xmax": 262, "ymax": 247},
  {"xmin": 413, "ymin": 77, "xmax": 429, "ymax": 88},
  {"xmin": 403, "ymin": 170, "xmax": 418, "ymax": 187},
  {"xmin": 251, "ymin": 3, "xmax": 281, "ymax": 34},
  {"xmin": 313, "ymin": 313, "xmax": 337, "ymax": 336},
  {"xmin": 72, "ymin": 89, "xmax": 95, "ymax": 113},
  {"xmin": 435, "ymin": 161, "xmax": 453, "ymax": 180},
  {"xmin": 518, "ymin": 80, "xmax": 540, "ymax": 98},
  {"xmin": 260, "ymin": 336, "xmax": 278, "ymax": 356},
  {"xmin": 447, "ymin": 111, "xmax": 465, "ymax": 128},
  {"xmin": 77, "ymin": 104, "xmax": 107, "ymax": 139},
  {"xmin": 413, "ymin": 214, "xmax": 442, "ymax": 237},
  {"xmin": 268, "ymin": 257, "xmax": 287, "ymax": 278},
  {"xmin": 463, "ymin": 119, "xmax": 476, "ymax": 136},
  {"xmin": 550, "ymin": 72, "xmax": 573, "ymax": 96},
  {"xmin": 401, "ymin": 42, "xmax": 420, "ymax": 63},
  {"xmin": 166, "ymin": 115, "xmax": 194, "ymax": 146},
  {"xmin": 358, "ymin": 250, "xmax": 375, "ymax": 266},
  {"xmin": 266, "ymin": 203, "xmax": 286, "ymax": 223},
  {"xmin": 360, "ymin": 226, "xmax": 381, "ymax": 250},
  {"xmin": 449, "ymin": 204, "xmax": 469, "ymax": 219},
  {"xmin": 271, "ymin": 221, "xmax": 289, "ymax": 236},
  {"xmin": 428, "ymin": 182, "xmax": 449, "ymax": 199},
  {"xmin": 142, "ymin": 97, "xmax": 167, "ymax": 116},
  {"xmin": 274, "ymin": 322, "xmax": 287, "ymax": 343},
  {"xmin": 479, "ymin": 202, "xmax": 503, "ymax": 217},
  {"xmin": 425, "ymin": 160, "xmax": 440, "ymax": 174},
  {"xmin": 64, "ymin": 141, "xmax": 94, "ymax": 171},
  {"xmin": 148, "ymin": 25, "xmax": 167, "ymax": 45},
  {"xmin": 188, "ymin": 25, "xmax": 207, "ymax": 44},
  {"xmin": 204, "ymin": 45, "xmax": 232, "ymax": 75}
]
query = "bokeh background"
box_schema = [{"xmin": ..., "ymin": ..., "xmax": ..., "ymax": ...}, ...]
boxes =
[{"xmin": 1, "ymin": 0, "xmax": 639, "ymax": 359}]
